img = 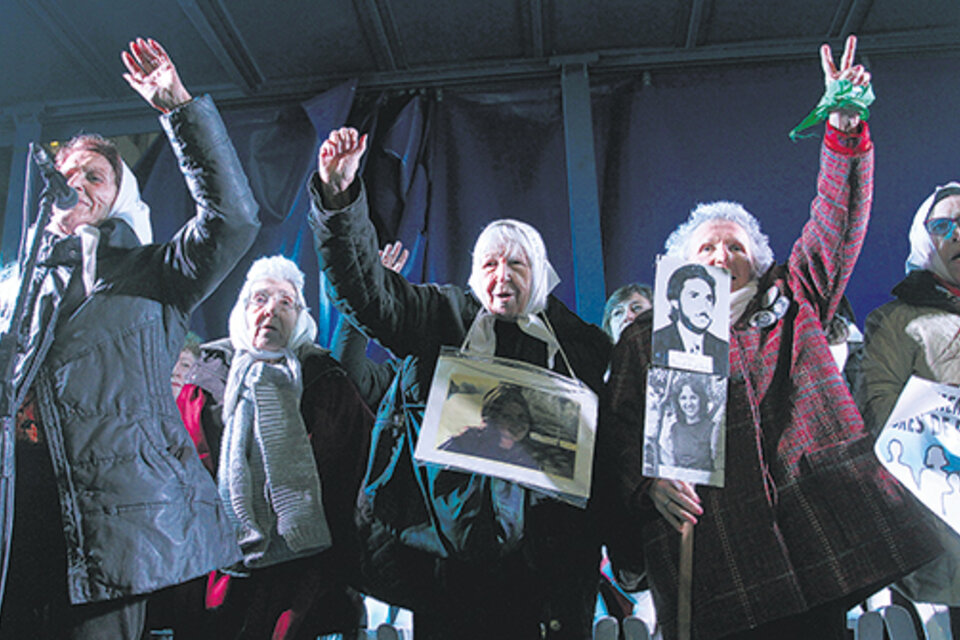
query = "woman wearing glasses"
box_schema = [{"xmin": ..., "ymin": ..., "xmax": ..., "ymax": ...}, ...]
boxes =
[{"xmin": 859, "ymin": 182, "xmax": 960, "ymax": 635}]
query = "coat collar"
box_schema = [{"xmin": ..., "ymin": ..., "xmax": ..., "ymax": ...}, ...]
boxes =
[{"xmin": 893, "ymin": 269, "xmax": 960, "ymax": 313}]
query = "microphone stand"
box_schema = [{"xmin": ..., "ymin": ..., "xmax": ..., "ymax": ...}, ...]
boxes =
[{"xmin": 0, "ymin": 142, "xmax": 59, "ymax": 604}]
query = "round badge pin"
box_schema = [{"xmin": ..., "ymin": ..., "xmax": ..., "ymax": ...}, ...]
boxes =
[
  {"xmin": 772, "ymin": 296, "xmax": 790, "ymax": 318},
  {"xmin": 749, "ymin": 309, "xmax": 777, "ymax": 328}
]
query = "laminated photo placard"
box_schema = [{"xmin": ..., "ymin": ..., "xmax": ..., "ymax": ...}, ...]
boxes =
[
  {"xmin": 642, "ymin": 366, "xmax": 727, "ymax": 488},
  {"xmin": 415, "ymin": 346, "xmax": 598, "ymax": 507},
  {"xmin": 875, "ymin": 375, "xmax": 960, "ymax": 534}
]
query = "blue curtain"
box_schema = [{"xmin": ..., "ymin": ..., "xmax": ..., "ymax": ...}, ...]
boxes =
[{"xmin": 135, "ymin": 56, "xmax": 960, "ymax": 342}]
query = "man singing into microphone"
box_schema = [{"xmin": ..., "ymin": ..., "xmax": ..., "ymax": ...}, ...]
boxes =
[{"xmin": 0, "ymin": 38, "xmax": 258, "ymax": 639}]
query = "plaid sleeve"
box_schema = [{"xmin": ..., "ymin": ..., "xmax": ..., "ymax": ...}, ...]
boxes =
[{"xmin": 788, "ymin": 122, "xmax": 873, "ymax": 324}]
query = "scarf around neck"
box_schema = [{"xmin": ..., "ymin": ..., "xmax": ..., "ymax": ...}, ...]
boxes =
[{"xmin": 219, "ymin": 347, "xmax": 331, "ymax": 567}]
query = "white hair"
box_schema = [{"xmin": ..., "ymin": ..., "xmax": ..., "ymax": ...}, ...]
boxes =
[
  {"xmin": 664, "ymin": 201, "xmax": 775, "ymax": 279},
  {"xmin": 228, "ymin": 255, "xmax": 317, "ymax": 352},
  {"xmin": 468, "ymin": 219, "xmax": 559, "ymax": 315}
]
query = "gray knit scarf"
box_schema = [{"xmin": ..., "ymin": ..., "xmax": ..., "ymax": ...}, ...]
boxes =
[{"xmin": 219, "ymin": 347, "xmax": 331, "ymax": 568}]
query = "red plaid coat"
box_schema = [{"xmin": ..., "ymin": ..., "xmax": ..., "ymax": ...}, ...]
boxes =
[{"xmin": 603, "ymin": 123, "xmax": 941, "ymax": 640}]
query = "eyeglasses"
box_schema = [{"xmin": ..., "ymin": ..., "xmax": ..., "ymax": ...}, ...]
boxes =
[
  {"xmin": 926, "ymin": 217, "xmax": 960, "ymax": 238},
  {"xmin": 924, "ymin": 185, "xmax": 960, "ymax": 237},
  {"xmin": 248, "ymin": 291, "xmax": 300, "ymax": 312}
]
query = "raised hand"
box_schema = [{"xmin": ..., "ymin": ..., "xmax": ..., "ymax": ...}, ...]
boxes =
[
  {"xmin": 379, "ymin": 240, "xmax": 410, "ymax": 274},
  {"xmin": 317, "ymin": 127, "xmax": 368, "ymax": 205},
  {"xmin": 121, "ymin": 38, "xmax": 192, "ymax": 114},
  {"xmin": 820, "ymin": 34, "xmax": 871, "ymax": 131}
]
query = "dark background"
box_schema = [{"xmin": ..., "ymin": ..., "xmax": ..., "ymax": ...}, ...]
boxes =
[{"xmin": 2, "ymin": 0, "xmax": 958, "ymax": 343}]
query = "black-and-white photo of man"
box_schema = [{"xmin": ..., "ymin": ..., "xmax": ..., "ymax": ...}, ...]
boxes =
[{"xmin": 652, "ymin": 263, "xmax": 729, "ymax": 376}]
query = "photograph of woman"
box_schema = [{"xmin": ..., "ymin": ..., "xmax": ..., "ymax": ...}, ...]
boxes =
[{"xmin": 645, "ymin": 370, "xmax": 725, "ymax": 484}]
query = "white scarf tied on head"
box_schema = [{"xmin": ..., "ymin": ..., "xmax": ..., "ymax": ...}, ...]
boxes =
[
  {"xmin": 464, "ymin": 219, "xmax": 564, "ymax": 367},
  {"xmin": 905, "ymin": 182, "xmax": 960, "ymax": 284},
  {"xmin": 76, "ymin": 161, "xmax": 153, "ymax": 295},
  {"xmin": 218, "ymin": 276, "xmax": 331, "ymax": 566}
]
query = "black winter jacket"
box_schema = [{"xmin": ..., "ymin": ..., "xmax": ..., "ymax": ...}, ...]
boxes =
[
  {"xmin": 2, "ymin": 95, "xmax": 259, "ymax": 605},
  {"xmin": 308, "ymin": 177, "xmax": 611, "ymax": 639}
]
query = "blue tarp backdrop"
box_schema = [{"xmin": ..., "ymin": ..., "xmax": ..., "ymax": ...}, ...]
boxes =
[{"xmin": 136, "ymin": 55, "xmax": 960, "ymax": 347}]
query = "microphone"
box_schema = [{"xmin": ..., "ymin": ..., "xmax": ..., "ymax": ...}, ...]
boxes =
[{"xmin": 30, "ymin": 143, "xmax": 79, "ymax": 210}]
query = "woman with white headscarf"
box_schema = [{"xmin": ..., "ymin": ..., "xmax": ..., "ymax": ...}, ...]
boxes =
[
  {"xmin": 859, "ymin": 182, "xmax": 960, "ymax": 635},
  {"xmin": 173, "ymin": 255, "xmax": 372, "ymax": 640},
  {"xmin": 307, "ymin": 128, "xmax": 610, "ymax": 640},
  {"xmin": 0, "ymin": 38, "xmax": 259, "ymax": 639}
]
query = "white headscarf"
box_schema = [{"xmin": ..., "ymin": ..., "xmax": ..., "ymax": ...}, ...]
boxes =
[
  {"xmin": 75, "ymin": 160, "xmax": 153, "ymax": 295},
  {"xmin": 107, "ymin": 162, "xmax": 153, "ymax": 244},
  {"xmin": 227, "ymin": 255, "xmax": 318, "ymax": 357},
  {"xmin": 467, "ymin": 219, "xmax": 560, "ymax": 316},
  {"xmin": 464, "ymin": 219, "xmax": 565, "ymax": 367},
  {"xmin": 905, "ymin": 182, "xmax": 960, "ymax": 283}
]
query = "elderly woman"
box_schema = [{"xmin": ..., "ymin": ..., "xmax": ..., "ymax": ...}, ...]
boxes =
[
  {"xmin": 0, "ymin": 39, "xmax": 258, "ymax": 639},
  {"xmin": 174, "ymin": 255, "xmax": 373, "ymax": 639},
  {"xmin": 858, "ymin": 182, "xmax": 960, "ymax": 636},
  {"xmin": 308, "ymin": 129, "xmax": 610, "ymax": 639},
  {"xmin": 603, "ymin": 36, "xmax": 940, "ymax": 640}
]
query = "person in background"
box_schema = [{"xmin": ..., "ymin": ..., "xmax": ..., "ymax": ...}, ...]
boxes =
[
  {"xmin": 599, "ymin": 282, "xmax": 660, "ymax": 634},
  {"xmin": 172, "ymin": 331, "xmax": 203, "ymax": 398},
  {"xmin": 858, "ymin": 182, "xmax": 960, "ymax": 638},
  {"xmin": 0, "ymin": 38, "xmax": 258, "ymax": 639},
  {"xmin": 602, "ymin": 35, "xmax": 941, "ymax": 640},
  {"xmin": 329, "ymin": 240, "xmax": 410, "ymax": 412},
  {"xmin": 603, "ymin": 283, "xmax": 653, "ymax": 345}
]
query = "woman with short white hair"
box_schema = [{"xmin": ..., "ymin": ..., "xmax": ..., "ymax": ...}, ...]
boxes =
[{"xmin": 603, "ymin": 36, "xmax": 940, "ymax": 640}]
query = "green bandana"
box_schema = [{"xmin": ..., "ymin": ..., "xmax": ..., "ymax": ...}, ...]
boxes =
[{"xmin": 788, "ymin": 78, "xmax": 875, "ymax": 141}]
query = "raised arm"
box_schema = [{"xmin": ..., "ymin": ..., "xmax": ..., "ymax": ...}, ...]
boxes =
[
  {"xmin": 308, "ymin": 128, "xmax": 473, "ymax": 360},
  {"xmin": 115, "ymin": 38, "xmax": 259, "ymax": 311},
  {"xmin": 821, "ymin": 36, "xmax": 871, "ymax": 134},
  {"xmin": 317, "ymin": 126, "xmax": 367, "ymax": 209},
  {"xmin": 789, "ymin": 35, "xmax": 874, "ymax": 324},
  {"xmin": 121, "ymin": 37, "xmax": 192, "ymax": 114},
  {"xmin": 330, "ymin": 241, "xmax": 410, "ymax": 409}
]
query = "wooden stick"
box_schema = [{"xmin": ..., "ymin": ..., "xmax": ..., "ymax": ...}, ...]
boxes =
[{"xmin": 678, "ymin": 519, "xmax": 695, "ymax": 640}]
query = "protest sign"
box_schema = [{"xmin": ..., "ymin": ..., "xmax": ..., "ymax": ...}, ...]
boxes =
[
  {"xmin": 875, "ymin": 375, "xmax": 960, "ymax": 533},
  {"xmin": 415, "ymin": 347, "xmax": 597, "ymax": 507},
  {"xmin": 642, "ymin": 366, "xmax": 727, "ymax": 488}
]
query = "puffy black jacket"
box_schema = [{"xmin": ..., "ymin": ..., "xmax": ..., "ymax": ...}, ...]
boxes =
[
  {"xmin": 3, "ymin": 95, "xmax": 259, "ymax": 604},
  {"xmin": 308, "ymin": 177, "xmax": 611, "ymax": 639}
]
